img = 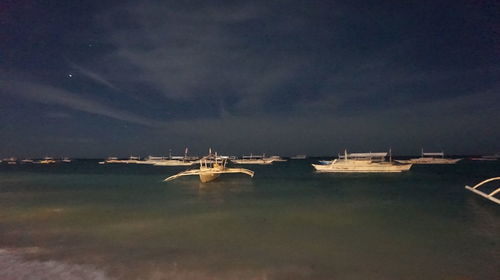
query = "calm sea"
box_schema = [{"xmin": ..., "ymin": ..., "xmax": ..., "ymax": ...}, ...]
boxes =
[{"xmin": 0, "ymin": 159, "xmax": 499, "ymax": 280}]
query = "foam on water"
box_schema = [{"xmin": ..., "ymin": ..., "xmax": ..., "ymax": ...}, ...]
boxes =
[{"xmin": 0, "ymin": 248, "xmax": 111, "ymax": 280}]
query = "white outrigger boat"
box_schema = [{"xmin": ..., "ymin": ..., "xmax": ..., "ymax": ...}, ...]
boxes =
[
  {"xmin": 164, "ymin": 151, "xmax": 254, "ymax": 183},
  {"xmin": 61, "ymin": 157, "xmax": 72, "ymax": 163},
  {"xmin": 465, "ymin": 177, "xmax": 500, "ymax": 204},
  {"xmin": 39, "ymin": 157, "xmax": 56, "ymax": 164},
  {"xmin": 153, "ymin": 158, "xmax": 195, "ymax": 166},
  {"xmin": 232, "ymin": 154, "xmax": 274, "ymax": 165},
  {"xmin": 99, "ymin": 156, "xmax": 140, "ymax": 164},
  {"xmin": 138, "ymin": 148, "xmax": 198, "ymax": 166},
  {"xmin": 312, "ymin": 150, "xmax": 412, "ymax": 173},
  {"xmin": 290, "ymin": 155, "xmax": 307, "ymax": 160},
  {"xmin": 266, "ymin": 155, "xmax": 287, "ymax": 162},
  {"xmin": 397, "ymin": 150, "xmax": 462, "ymax": 164},
  {"xmin": 137, "ymin": 156, "xmax": 195, "ymax": 166}
]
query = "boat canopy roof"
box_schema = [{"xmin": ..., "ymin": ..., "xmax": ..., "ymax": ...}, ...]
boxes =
[
  {"xmin": 171, "ymin": 156, "xmax": 186, "ymax": 159},
  {"xmin": 339, "ymin": 152, "xmax": 388, "ymax": 159},
  {"xmin": 422, "ymin": 152, "xmax": 444, "ymax": 157},
  {"xmin": 242, "ymin": 154, "xmax": 264, "ymax": 159},
  {"xmin": 147, "ymin": 156, "xmax": 165, "ymax": 160}
]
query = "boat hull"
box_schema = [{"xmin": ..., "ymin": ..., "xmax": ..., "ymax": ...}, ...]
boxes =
[
  {"xmin": 231, "ymin": 159, "xmax": 273, "ymax": 165},
  {"xmin": 312, "ymin": 160, "xmax": 412, "ymax": 173},
  {"xmin": 397, "ymin": 158, "xmax": 462, "ymax": 164},
  {"xmin": 199, "ymin": 172, "xmax": 221, "ymax": 183},
  {"xmin": 153, "ymin": 161, "xmax": 194, "ymax": 166}
]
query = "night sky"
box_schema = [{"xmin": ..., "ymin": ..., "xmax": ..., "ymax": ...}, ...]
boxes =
[{"xmin": 1, "ymin": 0, "xmax": 498, "ymax": 158}]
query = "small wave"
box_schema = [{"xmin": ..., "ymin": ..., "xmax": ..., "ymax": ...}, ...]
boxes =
[{"xmin": 0, "ymin": 248, "xmax": 111, "ymax": 280}]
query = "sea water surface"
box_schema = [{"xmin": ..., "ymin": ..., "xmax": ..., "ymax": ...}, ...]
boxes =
[{"xmin": 0, "ymin": 159, "xmax": 499, "ymax": 280}]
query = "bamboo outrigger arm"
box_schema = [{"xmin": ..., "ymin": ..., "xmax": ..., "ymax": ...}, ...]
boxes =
[
  {"xmin": 214, "ymin": 168, "xmax": 254, "ymax": 177},
  {"xmin": 465, "ymin": 177, "xmax": 500, "ymax": 204},
  {"xmin": 164, "ymin": 169, "xmax": 202, "ymax": 181},
  {"xmin": 164, "ymin": 168, "xmax": 254, "ymax": 182}
]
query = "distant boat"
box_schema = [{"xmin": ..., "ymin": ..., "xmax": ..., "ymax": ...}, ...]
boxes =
[
  {"xmin": 21, "ymin": 159, "xmax": 34, "ymax": 164},
  {"xmin": 312, "ymin": 150, "xmax": 412, "ymax": 173},
  {"xmin": 153, "ymin": 159, "xmax": 195, "ymax": 166},
  {"xmin": 397, "ymin": 150, "xmax": 462, "ymax": 164},
  {"xmin": 2, "ymin": 157, "xmax": 17, "ymax": 164},
  {"xmin": 101, "ymin": 157, "xmax": 120, "ymax": 164},
  {"xmin": 164, "ymin": 151, "xmax": 254, "ymax": 183},
  {"xmin": 266, "ymin": 155, "xmax": 287, "ymax": 162},
  {"xmin": 481, "ymin": 154, "xmax": 500, "ymax": 160},
  {"xmin": 469, "ymin": 157, "xmax": 497, "ymax": 161},
  {"xmin": 470, "ymin": 154, "xmax": 500, "ymax": 161},
  {"xmin": 232, "ymin": 154, "xmax": 274, "ymax": 165},
  {"xmin": 290, "ymin": 155, "xmax": 307, "ymax": 160},
  {"xmin": 123, "ymin": 156, "xmax": 141, "ymax": 164},
  {"xmin": 101, "ymin": 156, "xmax": 140, "ymax": 164},
  {"xmin": 135, "ymin": 156, "xmax": 167, "ymax": 165},
  {"xmin": 39, "ymin": 157, "xmax": 56, "ymax": 164},
  {"xmin": 61, "ymin": 157, "xmax": 72, "ymax": 163},
  {"xmin": 139, "ymin": 148, "xmax": 198, "ymax": 166}
]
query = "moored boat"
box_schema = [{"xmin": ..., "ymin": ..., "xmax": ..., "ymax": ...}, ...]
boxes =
[
  {"xmin": 290, "ymin": 155, "xmax": 307, "ymax": 160},
  {"xmin": 40, "ymin": 157, "xmax": 56, "ymax": 164},
  {"xmin": 232, "ymin": 154, "xmax": 273, "ymax": 165},
  {"xmin": 61, "ymin": 157, "xmax": 72, "ymax": 163},
  {"xmin": 465, "ymin": 177, "xmax": 500, "ymax": 204},
  {"xmin": 312, "ymin": 150, "xmax": 412, "ymax": 173},
  {"xmin": 153, "ymin": 159, "xmax": 195, "ymax": 166},
  {"xmin": 164, "ymin": 150, "xmax": 254, "ymax": 183},
  {"xmin": 101, "ymin": 156, "xmax": 140, "ymax": 164},
  {"xmin": 3, "ymin": 157, "xmax": 18, "ymax": 165},
  {"xmin": 266, "ymin": 155, "xmax": 288, "ymax": 162},
  {"xmin": 397, "ymin": 150, "xmax": 462, "ymax": 164},
  {"xmin": 139, "ymin": 148, "xmax": 198, "ymax": 166}
]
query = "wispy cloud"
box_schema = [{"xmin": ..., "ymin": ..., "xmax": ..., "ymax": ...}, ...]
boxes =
[
  {"xmin": 88, "ymin": 1, "xmax": 500, "ymax": 120},
  {"xmin": 91, "ymin": 1, "xmax": 306, "ymax": 112},
  {"xmin": 0, "ymin": 78, "xmax": 162, "ymax": 127},
  {"xmin": 69, "ymin": 63, "xmax": 118, "ymax": 90}
]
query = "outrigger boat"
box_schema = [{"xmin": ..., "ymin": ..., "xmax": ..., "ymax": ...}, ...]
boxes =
[
  {"xmin": 3, "ymin": 157, "xmax": 17, "ymax": 165},
  {"xmin": 136, "ymin": 156, "xmax": 195, "ymax": 166},
  {"xmin": 39, "ymin": 157, "xmax": 56, "ymax": 164},
  {"xmin": 465, "ymin": 177, "xmax": 500, "ymax": 204},
  {"xmin": 266, "ymin": 155, "xmax": 287, "ymax": 162},
  {"xmin": 164, "ymin": 150, "xmax": 254, "ymax": 183},
  {"xmin": 290, "ymin": 155, "xmax": 307, "ymax": 160},
  {"xmin": 469, "ymin": 154, "xmax": 500, "ymax": 161},
  {"xmin": 232, "ymin": 154, "xmax": 274, "ymax": 165},
  {"xmin": 99, "ymin": 156, "xmax": 140, "ymax": 164},
  {"xmin": 153, "ymin": 158, "xmax": 195, "ymax": 166},
  {"xmin": 138, "ymin": 148, "xmax": 198, "ymax": 166},
  {"xmin": 397, "ymin": 150, "xmax": 462, "ymax": 164},
  {"xmin": 61, "ymin": 157, "xmax": 72, "ymax": 163},
  {"xmin": 312, "ymin": 150, "xmax": 412, "ymax": 173}
]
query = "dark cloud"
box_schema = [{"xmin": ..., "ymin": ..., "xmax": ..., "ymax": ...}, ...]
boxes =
[{"xmin": 0, "ymin": 0, "xmax": 498, "ymax": 156}]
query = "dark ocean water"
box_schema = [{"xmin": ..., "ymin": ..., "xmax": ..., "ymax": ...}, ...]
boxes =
[{"xmin": 0, "ymin": 159, "xmax": 499, "ymax": 280}]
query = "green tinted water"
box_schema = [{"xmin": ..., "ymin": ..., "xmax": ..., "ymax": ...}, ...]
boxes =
[{"xmin": 0, "ymin": 160, "xmax": 499, "ymax": 279}]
